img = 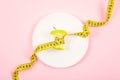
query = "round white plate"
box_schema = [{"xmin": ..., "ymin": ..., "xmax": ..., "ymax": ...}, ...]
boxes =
[{"xmin": 32, "ymin": 12, "xmax": 89, "ymax": 68}]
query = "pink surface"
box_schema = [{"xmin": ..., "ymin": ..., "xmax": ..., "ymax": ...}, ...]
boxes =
[{"xmin": 0, "ymin": 0, "xmax": 120, "ymax": 80}]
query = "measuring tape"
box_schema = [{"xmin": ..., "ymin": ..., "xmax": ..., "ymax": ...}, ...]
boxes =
[{"xmin": 12, "ymin": 0, "xmax": 115, "ymax": 80}]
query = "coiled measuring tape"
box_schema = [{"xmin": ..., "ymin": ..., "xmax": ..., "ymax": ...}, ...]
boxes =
[{"xmin": 12, "ymin": 0, "xmax": 115, "ymax": 80}]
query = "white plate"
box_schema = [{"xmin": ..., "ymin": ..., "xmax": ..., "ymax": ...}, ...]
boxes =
[{"xmin": 32, "ymin": 12, "xmax": 89, "ymax": 68}]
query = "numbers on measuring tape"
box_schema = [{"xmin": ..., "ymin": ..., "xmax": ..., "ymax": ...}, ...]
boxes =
[
  {"xmin": 73, "ymin": 0, "xmax": 115, "ymax": 38},
  {"xmin": 12, "ymin": 37, "xmax": 65, "ymax": 80}
]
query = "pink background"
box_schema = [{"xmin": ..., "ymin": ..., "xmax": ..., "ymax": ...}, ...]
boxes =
[{"xmin": 0, "ymin": 0, "xmax": 120, "ymax": 80}]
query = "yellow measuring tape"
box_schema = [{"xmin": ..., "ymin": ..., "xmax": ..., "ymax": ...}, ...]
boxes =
[{"xmin": 12, "ymin": 0, "xmax": 115, "ymax": 80}]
